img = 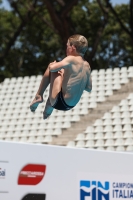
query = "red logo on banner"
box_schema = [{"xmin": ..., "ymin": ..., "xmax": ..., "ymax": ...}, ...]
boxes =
[{"xmin": 18, "ymin": 164, "xmax": 46, "ymax": 185}]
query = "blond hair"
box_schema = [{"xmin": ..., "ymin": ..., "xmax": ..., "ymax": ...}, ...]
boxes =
[{"xmin": 68, "ymin": 34, "xmax": 88, "ymax": 55}]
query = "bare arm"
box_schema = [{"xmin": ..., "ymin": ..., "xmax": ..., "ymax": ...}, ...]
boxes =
[
  {"xmin": 84, "ymin": 67, "xmax": 92, "ymax": 92},
  {"xmin": 49, "ymin": 56, "xmax": 73, "ymax": 72}
]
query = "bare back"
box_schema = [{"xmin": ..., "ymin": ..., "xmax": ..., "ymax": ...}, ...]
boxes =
[{"xmin": 62, "ymin": 56, "xmax": 91, "ymax": 106}]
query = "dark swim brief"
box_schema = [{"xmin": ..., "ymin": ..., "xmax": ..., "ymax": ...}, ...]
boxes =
[{"xmin": 52, "ymin": 90, "xmax": 74, "ymax": 111}]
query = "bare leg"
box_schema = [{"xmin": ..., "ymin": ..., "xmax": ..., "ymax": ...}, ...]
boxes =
[
  {"xmin": 49, "ymin": 69, "xmax": 64, "ymax": 105},
  {"xmin": 43, "ymin": 69, "xmax": 64, "ymax": 119},
  {"xmin": 30, "ymin": 67, "xmax": 50, "ymax": 112}
]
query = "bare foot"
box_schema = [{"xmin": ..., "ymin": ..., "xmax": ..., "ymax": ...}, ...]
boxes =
[
  {"xmin": 30, "ymin": 95, "xmax": 43, "ymax": 112},
  {"xmin": 43, "ymin": 98, "xmax": 54, "ymax": 119}
]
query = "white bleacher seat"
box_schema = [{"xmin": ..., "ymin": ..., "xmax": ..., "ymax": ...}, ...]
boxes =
[
  {"xmin": 121, "ymin": 111, "xmax": 131, "ymax": 118},
  {"xmin": 4, "ymin": 138, "xmax": 12, "ymax": 141},
  {"xmin": 104, "ymin": 125, "xmax": 113, "ymax": 133},
  {"xmin": 21, "ymin": 130, "xmax": 30, "ymax": 136},
  {"xmin": 113, "ymin": 68, "xmax": 120, "ymax": 74},
  {"xmin": 119, "ymin": 99, "xmax": 128, "ymax": 106},
  {"xmin": 120, "ymin": 105, "xmax": 129, "ymax": 112},
  {"xmin": 28, "ymin": 130, "xmax": 37, "ymax": 136},
  {"xmin": 113, "ymin": 74, "xmax": 120, "ymax": 80},
  {"xmin": 75, "ymin": 133, "xmax": 85, "ymax": 141},
  {"xmin": 12, "ymin": 137, "xmax": 20, "ymax": 142},
  {"xmin": 53, "ymin": 128, "xmax": 62, "ymax": 135},
  {"xmin": 30, "ymin": 76, "xmax": 36, "ymax": 81},
  {"xmin": 111, "ymin": 106, "xmax": 120, "ymax": 113},
  {"xmin": 91, "ymin": 70, "xmax": 98, "ymax": 75},
  {"xmin": 94, "ymin": 126, "xmax": 103, "ymax": 133},
  {"xmin": 105, "ymin": 139, "xmax": 114, "ymax": 147},
  {"xmin": 96, "ymin": 147, "xmax": 105, "ymax": 150},
  {"xmin": 23, "ymin": 124, "xmax": 31, "ymax": 131},
  {"xmin": 85, "ymin": 133, "xmax": 94, "ymax": 140},
  {"xmin": 88, "ymin": 96, "xmax": 97, "ymax": 103},
  {"xmin": 36, "ymin": 130, "xmax": 45, "ymax": 136},
  {"xmin": 123, "ymin": 124, "xmax": 132, "ymax": 131},
  {"xmin": 113, "ymin": 83, "xmax": 121, "ymax": 90},
  {"xmin": 105, "ymin": 90, "xmax": 113, "ymax": 96},
  {"xmin": 122, "ymin": 118, "xmax": 131, "ymax": 125},
  {"xmin": 128, "ymin": 73, "xmax": 133, "ymax": 78},
  {"xmin": 80, "ymin": 108, "xmax": 88, "ymax": 115},
  {"xmin": 103, "ymin": 119, "xmax": 112, "ymax": 126},
  {"xmin": 113, "ymin": 125, "xmax": 122, "ymax": 132},
  {"xmin": 43, "ymin": 135, "xmax": 52, "ymax": 143},
  {"xmin": 40, "ymin": 129, "xmax": 50, "ymax": 136},
  {"xmin": 125, "ymin": 138, "xmax": 133, "ymax": 146},
  {"xmin": 129, "ymin": 105, "xmax": 133, "ymax": 112},
  {"xmin": 90, "ymin": 91, "xmax": 97, "ymax": 97},
  {"xmin": 94, "ymin": 119, "xmax": 103, "ymax": 126},
  {"xmin": 120, "ymin": 78, "xmax": 129, "ymax": 84},
  {"xmin": 102, "ymin": 112, "xmax": 112, "ymax": 120},
  {"xmin": 13, "ymin": 130, "xmax": 22, "ymax": 137},
  {"xmin": 129, "ymin": 99, "xmax": 133, "ymax": 106},
  {"xmin": 71, "ymin": 115, "xmax": 80, "ymax": 122},
  {"xmin": 85, "ymin": 126, "xmax": 94, "ymax": 133},
  {"xmin": 95, "ymin": 133, "xmax": 104, "ymax": 139},
  {"xmin": 28, "ymin": 136, "xmax": 36, "ymax": 143},
  {"xmin": 114, "ymin": 131, "xmax": 123, "ymax": 139},
  {"xmin": 36, "ymin": 75, "xmax": 42, "ymax": 80},
  {"xmin": 104, "ymin": 132, "xmax": 114, "ymax": 139},
  {"xmin": 112, "ymin": 112, "xmax": 121, "ymax": 119},
  {"xmin": 120, "ymin": 67, "xmax": 127, "ymax": 72},
  {"xmin": 124, "ymin": 131, "xmax": 133, "ymax": 138},
  {"xmin": 80, "ymin": 102, "xmax": 89, "ymax": 109},
  {"xmin": 20, "ymin": 137, "xmax": 28, "ymax": 142},
  {"xmin": 99, "ymin": 69, "xmax": 105, "ymax": 74},
  {"xmin": 89, "ymin": 102, "xmax": 97, "ymax": 108},
  {"xmin": 106, "ymin": 146, "xmax": 115, "ymax": 151},
  {"xmin": 67, "ymin": 141, "xmax": 75, "ymax": 147},
  {"xmin": 5, "ymin": 131, "xmax": 14, "ymax": 138},
  {"xmin": 95, "ymin": 139, "xmax": 104, "ymax": 147},
  {"xmin": 85, "ymin": 140, "xmax": 95, "ymax": 148},
  {"xmin": 126, "ymin": 145, "xmax": 133, "ymax": 151},
  {"xmin": 36, "ymin": 136, "xmax": 45, "ymax": 143},
  {"xmin": 106, "ymin": 68, "xmax": 112, "ymax": 74},
  {"xmin": 127, "ymin": 93, "xmax": 133, "ymax": 100},
  {"xmin": 115, "ymin": 138, "xmax": 124, "ymax": 146},
  {"xmin": 112, "ymin": 118, "xmax": 122, "ymax": 125},
  {"xmin": 76, "ymin": 141, "xmax": 85, "ymax": 148},
  {"xmin": 0, "ymin": 132, "xmax": 7, "ymax": 139},
  {"xmin": 131, "ymin": 112, "xmax": 133, "ymax": 118},
  {"xmin": 97, "ymin": 96, "xmax": 106, "ymax": 102},
  {"xmin": 7, "ymin": 125, "xmax": 16, "ymax": 131},
  {"xmin": 98, "ymin": 81, "xmax": 104, "ymax": 86},
  {"xmin": 116, "ymin": 146, "xmax": 125, "ymax": 151},
  {"xmin": 62, "ymin": 121, "xmax": 71, "ymax": 128},
  {"xmin": 4, "ymin": 78, "xmax": 10, "ymax": 83},
  {"xmin": 105, "ymin": 79, "xmax": 112, "ymax": 85},
  {"xmin": 10, "ymin": 77, "xmax": 17, "ymax": 83}
]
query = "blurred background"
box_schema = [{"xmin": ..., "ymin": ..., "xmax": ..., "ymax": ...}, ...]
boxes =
[{"xmin": 0, "ymin": 0, "xmax": 132, "ymax": 82}]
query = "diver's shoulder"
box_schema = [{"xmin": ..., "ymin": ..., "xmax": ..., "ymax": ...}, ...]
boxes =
[{"xmin": 84, "ymin": 60, "xmax": 91, "ymax": 70}]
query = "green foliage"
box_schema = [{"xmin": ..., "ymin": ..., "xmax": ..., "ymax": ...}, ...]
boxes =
[{"xmin": 0, "ymin": 0, "xmax": 132, "ymax": 82}]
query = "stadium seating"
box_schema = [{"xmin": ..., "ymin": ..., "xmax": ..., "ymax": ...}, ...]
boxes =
[
  {"xmin": 0, "ymin": 66, "xmax": 133, "ymax": 152},
  {"xmin": 68, "ymin": 90, "xmax": 133, "ymax": 151}
]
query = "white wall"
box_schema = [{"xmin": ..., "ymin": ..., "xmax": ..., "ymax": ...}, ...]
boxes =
[{"xmin": 0, "ymin": 141, "xmax": 133, "ymax": 200}]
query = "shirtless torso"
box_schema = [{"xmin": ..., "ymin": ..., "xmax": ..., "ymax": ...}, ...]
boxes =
[
  {"xmin": 50, "ymin": 55, "xmax": 92, "ymax": 107},
  {"xmin": 62, "ymin": 56, "xmax": 92, "ymax": 106}
]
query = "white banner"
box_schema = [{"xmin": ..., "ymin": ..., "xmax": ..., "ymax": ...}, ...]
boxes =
[{"xmin": 0, "ymin": 141, "xmax": 133, "ymax": 200}]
